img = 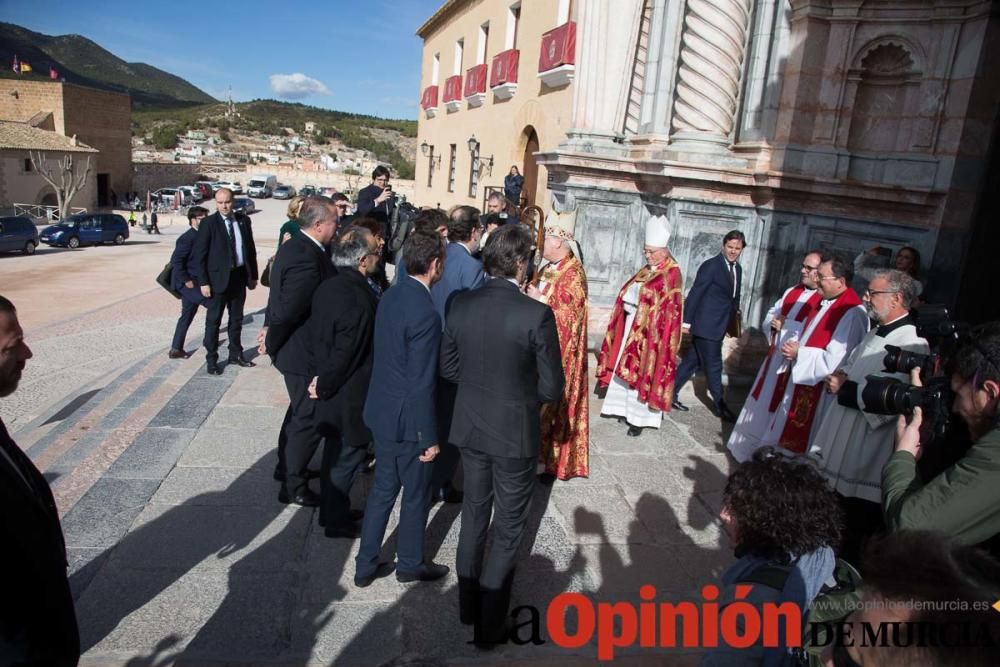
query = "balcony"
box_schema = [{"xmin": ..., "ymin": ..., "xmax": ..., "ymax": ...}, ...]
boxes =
[
  {"xmin": 443, "ymin": 75, "xmax": 463, "ymax": 113},
  {"xmin": 420, "ymin": 85, "xmax": 439, "ymax": 119},
  {"xmin": 538, "ymin": 21, "xmax": 576, "ymax": 88},
  {"xmin": 463, "ymin": 64, "xmax": 488, "ymax": 108},
  {"xmin": 490, "ymin": 49, "xmax": 520, "ymax": 100}
]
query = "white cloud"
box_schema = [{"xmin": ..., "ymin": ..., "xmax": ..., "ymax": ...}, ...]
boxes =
[{"xmin": 269, "ymin": 73, "xmax": 331, "ymax": 100}]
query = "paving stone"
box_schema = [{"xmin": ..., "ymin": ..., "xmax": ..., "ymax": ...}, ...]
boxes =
[
  {"xmin": 105, "ymin": 427, "xmax": 196, "ymax": 479},
  {"xmin": 61, "ymin": 477, "xmax": 161, "ymax": 548},
  {"xmin": 551, "ymin": 486, "xmax": 652, "ymax": 545},
  {"xmin": 77, "ymin": 569, "xmax": 297, "ymax": 658},
  {"xmin": 176, "ymin": 426, "xmax": 278, "ymax": 468},
  {"xmin": 105, "ymin": 503, "xmax": 311, "ymax": 573},
  {"xmin": 294, "ymin": 601, "xmax": 402, "ymax": 667},
  {"xmin": 150, "ymin": 461, "xmax": 278, "ymax": 507},
  {"xmin": 578, "ymin": 543, "xmax": 706, "ymax": 594},
  {"xmin": 147, "ymin": 376, "xmax": 234, "ymax": 429},
  {"xmin": 202, "ymin": 404, "xmax": 288, "ymax": 430},
  {"xmin": 67, "ymin": 547, "xmax": 108, "ymax": 600}
]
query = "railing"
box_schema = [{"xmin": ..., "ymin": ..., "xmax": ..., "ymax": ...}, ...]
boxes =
[{"xmin": 13, "ymin": 203, "xmax": 87, "ymax": 222}]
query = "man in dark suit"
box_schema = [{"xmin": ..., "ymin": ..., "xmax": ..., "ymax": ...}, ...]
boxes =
[
  {"xmin": 168, "ymin": 205, "xmax": 209, "ymax": 359},
  {"xmin": 265, "ymin": 197, "xmax": 340, "ymax": 506},
  {"xmin": 427, "ymin": 206, "xmax": 485, "ymax": 505},
  {"xmin": 355, "ymin": 165, "xmax": 395, "ymax": 235},
  {"xmin": 194, "ymin": 187, "xmax": 260, "ymax": 375},
  {"xmin": 440, "ymin": 224, "xmax": 565, "ymax": 644},
  {"xmin": 280, "ymin": 227, "xmax": 379, "ymax": 536},
  {"xmin": 0, "ymin": 296, "xmax": 80, "ymax": 666},
  {"xmin": 672, "ymin": 229, "xmax": 746, "ymax": 421},
  {"xmin": 354, "ymin": 229, "xmax": 450, "ymax": 587}
]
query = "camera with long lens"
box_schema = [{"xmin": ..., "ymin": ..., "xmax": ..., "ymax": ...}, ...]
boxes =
[{"xmin": 860, "ymin": 305, "xmax": 973, "ymax": 475}]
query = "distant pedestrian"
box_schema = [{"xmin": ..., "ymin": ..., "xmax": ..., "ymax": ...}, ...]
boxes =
[
  {"xmin": 503, "ymin": 165, "xmax": 524, "ymax": 208},
  {"xmin": 0, "ymin": 295, "xmax": 81, "ymax": 665},
  {"xmin": 128, "ymin": 211, "xmax": 136, "ymax": 227},
  {"xmin": 141, "ymin": 212, "xmax": 147, "ymax": 229},
  {"xmin": 168, "ymin": 206, "xmax": 210, "ymax": 360},
  {"xmin": 149, "ymin": 211, "xmax": 160, "ymax": 235}
]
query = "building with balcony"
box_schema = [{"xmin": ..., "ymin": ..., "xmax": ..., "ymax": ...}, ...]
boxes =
[{"xmin": 415, "ymin": 0, "xmax": 576, "ymax": 210}]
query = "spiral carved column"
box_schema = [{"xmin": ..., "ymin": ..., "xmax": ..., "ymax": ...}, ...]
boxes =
[{"xmin": 670, "ymin": 0, "xmax": 752, "ymax": 146}]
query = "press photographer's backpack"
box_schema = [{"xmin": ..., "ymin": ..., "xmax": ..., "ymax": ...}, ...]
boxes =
[{"xmin": 740, "ymin": 557, "xmax": 863, "ymax": 666}]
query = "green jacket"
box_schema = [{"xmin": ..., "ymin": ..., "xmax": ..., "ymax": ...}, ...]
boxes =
[
  {"xmin": 883, "ymin": 426, "xmax": 1000, "ymax": 546},
  {"xmin": 279, "ymin": 219, "xmax": 301, "ymax": 245}
]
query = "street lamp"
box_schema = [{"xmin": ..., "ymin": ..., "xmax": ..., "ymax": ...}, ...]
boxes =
[
  {"xmin": 420, "ymin": 141, "xmax": 441, "ymax": 169},
  {"xmin": 467, "ymin": 135, "xmax": 494, "ymax": 176}
]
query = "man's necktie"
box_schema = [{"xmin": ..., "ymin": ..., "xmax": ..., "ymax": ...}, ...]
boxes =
[
  {"xmin": 729, "ymin": 262, "xmax": 736, "ymax": 298},
  {"xmin": 226, "ymin": 218, "xmax": 238, "ymax": 268}
]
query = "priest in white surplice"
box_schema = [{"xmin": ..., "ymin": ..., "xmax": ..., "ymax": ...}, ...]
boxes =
[
  {"xmin": 808, "ymin": 270, "xmax": 928, "ymax": 565},
  {"xmin": 727, "ymin": 251, "xmax": 823, "ymax": 462},
  {"xmin": 761, "ymin": 254, "xmax": 869, "ymax": 455}
]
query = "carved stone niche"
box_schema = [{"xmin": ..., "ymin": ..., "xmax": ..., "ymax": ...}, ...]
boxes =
[{"xmin": 844, "ymin": 42, "xmax": 922, "ymax": 155}]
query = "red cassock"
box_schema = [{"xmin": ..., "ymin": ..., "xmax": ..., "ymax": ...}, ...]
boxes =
[{"xmin": 596, "ymin": 258, "xmax": 684, "ymax": 413}]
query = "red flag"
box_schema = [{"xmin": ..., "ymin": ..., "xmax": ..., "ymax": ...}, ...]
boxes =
[
  {"xmin": 49, "ymin": 65, "xmax": 59, "ymax": 80},
  {"xmin": 12, "ymin": 55, "xmax": 20, "ymax": 75}
]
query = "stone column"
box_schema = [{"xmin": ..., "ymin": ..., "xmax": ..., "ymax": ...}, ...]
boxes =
[
  {"xmin": 669, "ymin": 0, "xmax": 753, "ymax": 150},
  {"xmin": 567, "ymin": 0, "xmax": 644, "ymax": 149}
]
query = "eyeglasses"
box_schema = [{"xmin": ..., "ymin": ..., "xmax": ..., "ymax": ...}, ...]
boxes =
[
  {"xmin": 801, "ymin": 264, "xmax": 819, "ymax": 271},
  {"xmin": 817, "ymin": 275, "xmax": 840, "ymax": 282},
  {"xmin": 864, "ymin": 289, "xmax": 898, "ymax": 297}
]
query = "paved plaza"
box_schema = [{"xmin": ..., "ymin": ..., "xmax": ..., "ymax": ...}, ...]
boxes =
[{"xmin": 11, "ymin": 308, "xmax": 744, "ymax": 665}]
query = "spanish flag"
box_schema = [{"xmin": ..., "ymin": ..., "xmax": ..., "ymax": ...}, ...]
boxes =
[{"xmin": 20, "ymin": 61, "xmax": 32, "ymax": 74}]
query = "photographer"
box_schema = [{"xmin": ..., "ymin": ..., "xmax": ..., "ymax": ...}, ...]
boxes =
[
  {"xmin": 356, "ymin": 165, "xmax": 396, "ymax": 231},
  {"xmin": 886, "ymin": 322, "xmax": 1000, "ymax": 558}
]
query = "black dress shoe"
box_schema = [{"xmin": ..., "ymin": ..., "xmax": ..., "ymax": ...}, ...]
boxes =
[
  {"xmin": 671, "ymin": 399, "xmax": 689, "ymax": 412},
  {"xmin": 278, "ymin": 488, "xmax": 321, "ymax": 507},
  {"xmin": 718, "ymin": 404, "xmax": 737, "ymax": 423},
  {"xmin": 206, "ymin": 362, "xmax": 223, "ymax": 375},
  {"xmin": 168, "ymin": 349, "xmax": 190, "ymax": 359},
  {"xmin": 229, "ymin": 356, "xmax": 256, "ymax": 368},
  {"xmin": 626, "ymin": 425, "xmax": 643, "ymax": 437},
  {"xmin": 324, "ymin": 524, "xmax": 361, "ymax": 539},
  {"xmin": 433, "ymin": 486, "xmax": 463, "ymax": 504},
  {"xmin": 355, "ymin": 561, "xmax": 396, "ymax": 588},
  {"xmin": 397, "ymin": 562, "xmax": 450, "ymax": 583}
]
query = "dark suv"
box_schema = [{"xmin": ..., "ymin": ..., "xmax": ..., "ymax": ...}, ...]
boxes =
[
  {"xmin": 40, "ymin": 213, "xmax": 130, "ymax": 248},
  {"xmin": 0, "ymin": 216, "xmax": 40, "ymax": 255}
]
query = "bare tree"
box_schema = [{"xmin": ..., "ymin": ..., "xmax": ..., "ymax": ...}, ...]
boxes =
[{"xmin": 28, "ymin": 149, "xmax": 93, "ymax": 219}]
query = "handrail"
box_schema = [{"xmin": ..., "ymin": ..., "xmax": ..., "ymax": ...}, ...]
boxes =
[{"xmin": 12, "ymin": 203, "xmax": 87, "ymax": 221}]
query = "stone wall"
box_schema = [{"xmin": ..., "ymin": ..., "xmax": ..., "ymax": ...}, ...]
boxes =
[
  {"xmin": 61, "ymin": 84, "xmax": 132, "ymax": 197},
  {"xmin": 0, "ymin": 149, "xmax": 98, "ymax": 213}
]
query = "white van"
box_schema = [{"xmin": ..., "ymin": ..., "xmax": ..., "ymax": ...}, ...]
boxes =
[{"xmin": 247, "ymin": 174, "xmax": 278, "ymax": 198}]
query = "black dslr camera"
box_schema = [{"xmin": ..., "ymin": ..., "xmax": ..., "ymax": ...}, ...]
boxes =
[{"xmin": 860, "ymin": 305, "xmax": 973, "ymax": 473}]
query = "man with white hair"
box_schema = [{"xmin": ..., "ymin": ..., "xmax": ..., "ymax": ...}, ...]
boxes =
[
  {"xmin": 808, "ymin": 269, "xmax": 927, "ymax": 564},
  {"xmin": 596, "ymin": 217, "xmax": 684, "ymax": 436}
]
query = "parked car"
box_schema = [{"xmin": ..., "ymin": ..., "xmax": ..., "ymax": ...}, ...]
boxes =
[
  {"xmin": 213, "ymin": 180, "xmax": 243, "ymax": 194},
  {"xmin": 272, "ymin": 185, "xmax": 297, "ymax": 199},
  {"xmin": 0, "ymin": 215, "xmax": 40, "ymax": 255},
  {"xmin": 153, "ymin": 187, "xmax": 192, "ymax": 207},
  {"xmin": 232, "ymin": 197, "xmax": 256, "ymax": 215},
  {"xmin": 40, "ymin": 213, "xmax": 130, "ymax": 249},
  {"xmin": 299, "ymin": 185, "xmax": 317, "ymax": 197},
  {"xmin": 178, "ymin": 185, "xmax": 202, "ymax": 202},
  {"xmin": 194, "ymin": 181, "xmax": 215, "ymax": 199}
]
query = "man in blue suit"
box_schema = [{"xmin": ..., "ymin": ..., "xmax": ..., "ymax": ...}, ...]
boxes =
[
  {"xmin": 168, "ymin": 206, "xmax": 209, "ymax": 359},
  {"xmin": 672, "ymin": 230, "xmax": 746, "ymax": 421},
  {"xmin": 429, "ymin": 206, "xmax": 486, "ymax": 504},
  {"xmin": 355, "ymin": 229, "xmax": 451, "ymax": 587}
]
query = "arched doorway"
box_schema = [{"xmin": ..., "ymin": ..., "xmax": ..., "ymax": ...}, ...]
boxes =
[{"xmin": 521, "ymin": 126, "xmax": 540, "ymax": 207}]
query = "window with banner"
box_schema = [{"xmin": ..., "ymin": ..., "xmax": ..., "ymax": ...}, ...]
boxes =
[
  {"xmin": 468, "ymin": 144, "xmax": 480, "ymax": 198},
  {"xmin": 448, "ymin": 144, "xmax": 457, "ymax": 192}
]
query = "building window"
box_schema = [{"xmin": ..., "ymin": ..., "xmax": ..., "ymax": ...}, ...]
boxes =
[
  {"xmin": 507, "ymin": 3, "xmax": 521, "ymax": 50},
  {"xmin": 427, "ymin": 146, "xmax": 435, "ymax": 188},
  {"xmin": 454, "ymin": 39, "xmax": 464, "ymax": 75},
  {"xmin": 557, "ymin": 0, "xmax": 572, "ymax": 23},
  {"xmin": 23, "ymin": 157, "xmax": 33, "ymax": 172},
  {"xmin": 478, "ymin": 22, "xmax": 490, "ymax": 65},
  {"xmin": 468, "ymin": 144, "xmax": 480, "ymax": 198},
  {"xmin": 448, "ymin": 144, "xmax": 457, "ymax": 192},
  {"xmin": 432, "ymin": 53, "xmax": 440, "ymax": 85}
]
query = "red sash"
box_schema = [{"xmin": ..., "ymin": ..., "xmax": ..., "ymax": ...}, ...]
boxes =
[
  {"xmin": 778, "ymin": 288, "xmax": 863, "ymax": 454},
  {"xmin": 750, "ymin": 286, "xmax": 820, "ymax": 410}
]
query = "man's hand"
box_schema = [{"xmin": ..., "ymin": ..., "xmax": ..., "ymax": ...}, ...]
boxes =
[
  {"xmin": 418, "ymin": 444, "xmax": 440, "ymax": 463},
  {"xmin": 894, "ymin": 369, "xmax": 924, "ymax": 458},
  {"xmin": 248, "ymin": 279, "xmax": 258, "ymax": 290},
  {"xmin": 770, "ymin": 316, "xmax": 784, "ymax": 333},
  {"xmin": 257, "ymin": 326, "xmax": 268, "ymax": 356},
  {"xmin": 526, "ymin": 283, "xmax": 543, "ymax": 301},
  {"xmin": 682, "ymin": 323, "xmax": 691, "ymax": 332},
  {"xmin": 781, "ymin": 339, "xmax": 800, "ymax": 360},
  {"xmin": 375, "ymin": 188, "xmax": 392, "ymax": 205},
  {"xmin": 185, "ymin": 280, "xmax": 194, "ymax": 289},
  {"xmin": 200, "ymin": 285, "xmax": 212, "ymax": 299},
  {"xmin": 824, "ymin": 370, "xmax": 847, "ymax": 394},
  {"xmin": 308, "ymin": 376, "xmax": 319, "ymax": 399}
]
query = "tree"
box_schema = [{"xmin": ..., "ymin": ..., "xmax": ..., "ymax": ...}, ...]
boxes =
[
  {"xmin": 28, "ymin": 150, "xmax": 93, "ymax": 219},
  {"xmin": 152, "ymin": 125, "xmax": 179, "ymax": 149}
]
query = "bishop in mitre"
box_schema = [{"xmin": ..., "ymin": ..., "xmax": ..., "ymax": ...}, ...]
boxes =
[
  {"xmin": 528, "ymin": 208, "xmax": 589, "ymax": 480},
  {"xmin": 596, "ymin": 216, "xmax": 684, "ymax": 436}
]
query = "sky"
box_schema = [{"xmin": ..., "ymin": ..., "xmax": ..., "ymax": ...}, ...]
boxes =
[{"xmin": 1, "ymin": 0, "xmax": 443, "ymax": 120}]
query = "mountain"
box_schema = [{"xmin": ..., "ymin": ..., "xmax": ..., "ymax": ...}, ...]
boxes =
[{"xmin": 0, "ymin": 22, "xmax": 215, "ymax": 107}]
